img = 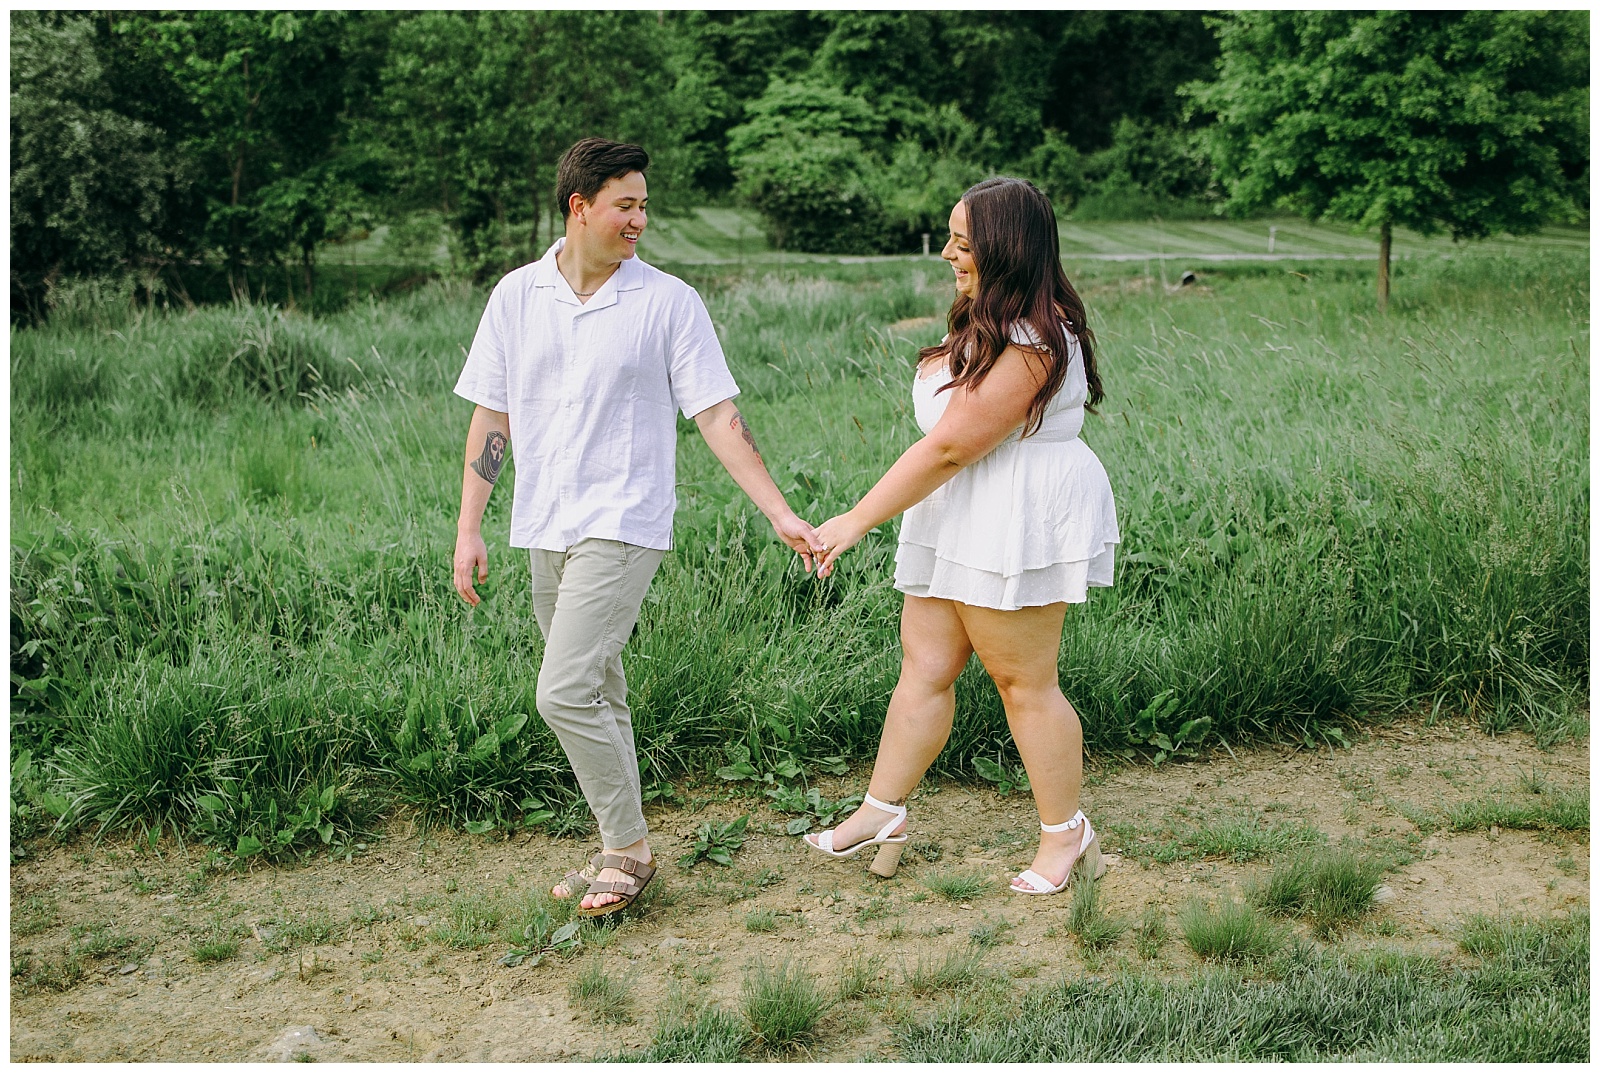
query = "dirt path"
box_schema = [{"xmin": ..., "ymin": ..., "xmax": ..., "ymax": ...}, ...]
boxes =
[{"xmin": 10, "ymin": 719, "xmax": 1588, "ymax": 1062}]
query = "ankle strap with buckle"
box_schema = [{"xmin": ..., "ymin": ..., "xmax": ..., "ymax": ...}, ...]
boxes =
[
  {"xmin": 1041, "ymin": 810, "xmax": 1087, "ymax": 833},
  {"xmin": 862, "ymin": 791, "xmax": 907, "ymax": 841}
]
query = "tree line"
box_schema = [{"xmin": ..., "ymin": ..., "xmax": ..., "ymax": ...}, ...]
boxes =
[{"xmin": 10, "ymin": 10, "xmax": 1587, "ymax": 320}]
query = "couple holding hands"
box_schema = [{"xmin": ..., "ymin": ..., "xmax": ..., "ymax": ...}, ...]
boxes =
[{"xmin": 452, "ymin": 138, "xmax": 1119, "ymax": 918}]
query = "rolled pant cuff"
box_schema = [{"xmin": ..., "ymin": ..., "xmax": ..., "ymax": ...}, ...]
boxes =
[{"xmin": 602, "ymin": 818, "xmax": 651, "ymax": 850}]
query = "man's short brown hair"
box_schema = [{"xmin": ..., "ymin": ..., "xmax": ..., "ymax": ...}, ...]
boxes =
[{"xmin": 555, "ymin": 138, "xmax": 650, "ymax": 219}]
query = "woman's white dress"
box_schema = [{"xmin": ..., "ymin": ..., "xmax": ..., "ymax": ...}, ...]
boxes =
[{"xmin": 893, "ymin": 323, "xmax": 1120, "ymax": 610}]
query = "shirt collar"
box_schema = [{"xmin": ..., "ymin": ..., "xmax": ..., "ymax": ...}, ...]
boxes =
[{"xmin": 532, "ymin": 237, "xmax": 645, "ymax": 310}]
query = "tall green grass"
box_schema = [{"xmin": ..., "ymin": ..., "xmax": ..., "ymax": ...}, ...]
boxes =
[{"xmin": 10, "ymin": 247, "xmax": 1588, "ymax": 852}]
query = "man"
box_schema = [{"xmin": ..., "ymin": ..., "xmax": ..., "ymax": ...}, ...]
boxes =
[{"xmin": 451, "ymin": 138, "xmax": 820, "ymax": 916}]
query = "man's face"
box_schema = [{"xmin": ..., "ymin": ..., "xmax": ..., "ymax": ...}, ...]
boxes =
[{"xmin": 573, "ymin": 171, "xmax": 648, "ymax": 261}]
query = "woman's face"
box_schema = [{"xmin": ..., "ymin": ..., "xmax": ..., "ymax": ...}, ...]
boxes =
[{"xmin": 942, "ymin": 200, "xmax": 978, "ymax": 298}]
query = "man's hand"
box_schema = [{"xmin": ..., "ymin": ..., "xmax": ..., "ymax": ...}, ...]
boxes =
[
  {"xmin": 768, "ymin": 509, "xmax": 823, "ymax": 573},
  {"xmin": 454, "ymin": 530, "xmax": 489, "ymax": 606}
]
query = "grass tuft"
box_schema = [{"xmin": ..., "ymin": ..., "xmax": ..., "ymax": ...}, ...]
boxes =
[
  {"xmin": 69, "ymin": 922, "xmax": 141, "ymax": 960},
  {"xmin": 1179, "ymin": 899, "xmax": 1285, "ymax": 962},
  {"xmin": 1134, "ymin": 905, "xmax": 1168, "ymax": 959},
  {"xmin": 569, "ymin": 960, "xmax": 632, "ymax": 1024},
  {"xmin": 1067, "ymin": 875, "xmax": 1128, "ymax": 951},
  {"xmin": 1252, "ymin": 847, "xmax": 1384, "ymax": 937},
  {"xmin": 1458, "ymin": 910, "xmax": 1589, "ymax": 969},
  {"xmin": 744, "ymin": 908, "xmax": 779, "ymax": 933},
  {"xmin": 192, "ymin": 938, "xmax": 240, "ymax": 963},
  {"xmin": 259, "ymin": 910, "xmax": 335, "ymax": 954},
  {"xmin": 1442, "ymin": 789, "xmax": 1588, "ymax": 832},
  {"xmin": 433, "ymin": 892, "xmax": 507, "ymax": 949},
  {"xmin": 967, "ymin": 915, "xmax": 1015, "ymax": 949},
  {"xmin": 13, "ymin": 894, "xmax": 60, "ymax": 937},
  {"xmin": 11, "ymin": 952, "xmax": 87, "ymax": 994},
  {"xmin": 903, "ymin": 947, "xmax": 986, "ymax": 995},
  {"xmin": 921, "ymin": 869, "xmax": 994, "ymax": 902},
  {"xmin": 741, "ymin": 958, "xmax": 827, "ymax": 1051},
  {"xmin": 609, "ymin": 1001, "xmax": 747, "ymax": 1062},
  {"xmin": 836, "ymin": 953, "xmax": 874, "ymax": 1000}
]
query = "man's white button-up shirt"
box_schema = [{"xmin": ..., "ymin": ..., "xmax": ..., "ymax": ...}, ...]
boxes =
[{"xmin": 453, "ymin": 238, "xmax": 739, "ymax": 552}]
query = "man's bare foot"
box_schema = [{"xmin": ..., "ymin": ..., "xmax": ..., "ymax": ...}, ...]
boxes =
[
  {"xmin": 1011, "ymin": 822, "xmax": 1086, "ymax": 891},
  {"xmin": 552, "ymin": 838, "xmax": 653, "ymax": 911},
  {"xmin": 804, "ymin": 799, "xmax": 906, "ymax": 853}
]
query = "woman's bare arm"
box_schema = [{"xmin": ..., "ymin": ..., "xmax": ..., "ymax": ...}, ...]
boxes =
[{"xmin": 813, "ymin": 345, "xmax": 1045, "ymax": 575}]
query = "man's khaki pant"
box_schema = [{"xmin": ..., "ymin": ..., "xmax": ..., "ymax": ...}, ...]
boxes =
[{"xmin": 530, "ymin": 539, "xmax": 665, "ymax": 849}]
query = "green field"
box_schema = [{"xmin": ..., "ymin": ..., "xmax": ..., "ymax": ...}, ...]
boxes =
[
  {"xmin": 326, "ymin": 209, "xmax": 1589, "ymax": 269},
  {"xmin": 9, "ymin": 234, "xmax": 1588, "ymax": 856}
]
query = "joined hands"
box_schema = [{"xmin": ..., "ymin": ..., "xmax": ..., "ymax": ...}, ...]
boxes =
[
  {"xmin": 769, "ymin": 509, "xmax": 827, "ymax": 573},
  {"xmin": 812, "ymin": 511, "xmax": 870, "ymax": 578}
]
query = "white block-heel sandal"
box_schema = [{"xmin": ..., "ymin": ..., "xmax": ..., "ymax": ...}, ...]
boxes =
[
  {"xmin": 804, "ymin": 792, "xmax": 909, "ymax": 877},
  {"xmin": 1010, "ymin": 810, "xmax": 1105, "ymax": 895}
]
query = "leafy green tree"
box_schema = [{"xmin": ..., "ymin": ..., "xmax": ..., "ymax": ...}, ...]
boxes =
[
  {"xmin": 1071, "ymin": 118, "xmax": 1215, "ymax": 221},
  {"xmin": 1045, "ymin": 12, "xmax": 1219, "ymax": 152},
  {"xmin": 1189, "ymin": 11, "xmax": 1589, "ymax": 307},
  {"xmin": 107, "ymin": 11, "xmax": 372, "ymax": 301},
  {"xmin": 9, "ymin": 12, "xmax": 180, "ymax": 320},
  {"xmin": 1017, "ymin": 130, "xmax": 1088, "ymax": 213},
  {"xmin": 804, "ymin": 11, "xmax": 1066, "ymax": 168},
  {"xmin": 872, "ymin": 105, "xmax": 989, "ymax": 240},
  {"xmin": 660, "ymin": 11, "xmax": 828, "ymax": 195},
  {"xmin": 727, "ymin": 78, "xmax": 895, "ymax": 253},
  {"xmin": 374, "ymin": 11, "xmax": 693, "ymax": 279}
]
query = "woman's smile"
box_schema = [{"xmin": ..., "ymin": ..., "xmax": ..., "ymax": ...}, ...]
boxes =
[{"xmin": 942, "ymin": 200, "xmax": 979, "ymax": 297}]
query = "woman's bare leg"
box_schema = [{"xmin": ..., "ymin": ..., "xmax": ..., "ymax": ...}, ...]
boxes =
[
  {"xmin": 956, "ymin": 600, "xmax": 1088, "ymax": 888},
  {"xmin": 807, "ymin": 594, "xmax": 972, "ymax": 850}
]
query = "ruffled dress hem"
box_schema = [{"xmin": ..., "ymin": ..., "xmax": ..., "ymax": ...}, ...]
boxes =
[{"xmin": 893, "ymin": 539, "xmax": 1117, "ymax": 610}]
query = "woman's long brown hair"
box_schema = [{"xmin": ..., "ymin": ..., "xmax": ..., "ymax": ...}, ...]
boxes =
[{"xmin": 919, "ymin": 177, "xmax": 1102, "ymax": 437}]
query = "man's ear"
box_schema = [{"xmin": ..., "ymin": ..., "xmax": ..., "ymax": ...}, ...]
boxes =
[{"xmin": 568, "ymin": 191, "xmax": 590, "ymax": 223}]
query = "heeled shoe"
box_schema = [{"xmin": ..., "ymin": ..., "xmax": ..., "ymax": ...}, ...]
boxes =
[
  {"xmin": 804, "ymin": 791, "xmax": 909, "ymax": 878},
  {"xmin": 1010, "ymin": 810, "xmax": 1105, "ymax": 895}
]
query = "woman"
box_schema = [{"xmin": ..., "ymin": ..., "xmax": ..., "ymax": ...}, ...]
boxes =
[{"xmin": 807, "ymin": 177, "xmax": 1119, "ymax": 895}]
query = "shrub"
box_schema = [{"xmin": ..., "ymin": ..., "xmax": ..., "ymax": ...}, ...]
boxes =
[{"xmin": 1071, "ymin": 118, "xmax": 1217, "ymax": 221}]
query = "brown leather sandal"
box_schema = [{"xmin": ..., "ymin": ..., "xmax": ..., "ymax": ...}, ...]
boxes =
[{"xmin": 574, "ymin": 853, "xmax": 657, "ymax": 918}]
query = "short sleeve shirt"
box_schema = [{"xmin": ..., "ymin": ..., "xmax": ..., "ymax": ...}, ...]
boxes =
[{"xmin": 453, "ymin": 238, "xmax": 739, "ymax": 552}]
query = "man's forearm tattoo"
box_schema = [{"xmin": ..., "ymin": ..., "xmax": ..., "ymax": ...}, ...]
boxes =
[
  {"xmin": 731, "ymin": 409, "xmax": 762, "ymax": 461},
  {"xmin": 470, "ymin": 430, "xmax": 508, "ymax": 485}
]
